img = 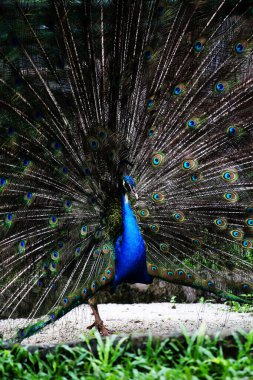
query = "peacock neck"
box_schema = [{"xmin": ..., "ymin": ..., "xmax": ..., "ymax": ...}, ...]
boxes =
[{"xmin": 113, "ymin": 193, "xmax": 152, "ymax": 286}]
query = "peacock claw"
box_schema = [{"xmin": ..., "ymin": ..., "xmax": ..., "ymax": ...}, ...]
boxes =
[
  {"xmin": 87, "ymin": 321, "xmax": 111, "ymax": 336},
  {"xmin": 87, "ymin": 299, "xmax": 111, "ymax": 336}
]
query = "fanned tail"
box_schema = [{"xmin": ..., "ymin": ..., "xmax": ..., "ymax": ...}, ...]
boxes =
[{"xmin": 0, "ymin": 0, "xmax": 253, "ymax": 343}]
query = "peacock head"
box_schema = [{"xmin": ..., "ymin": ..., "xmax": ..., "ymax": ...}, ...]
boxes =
[{"xmin": 122, "ymin": 175, "xmax": 138, "ymax": 200}]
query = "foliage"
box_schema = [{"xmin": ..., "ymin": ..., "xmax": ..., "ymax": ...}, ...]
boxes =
[
  {"xmin": 1, "ymin": 330, "xmax": 253, "ymax": 379},
  {"xmin": 227, "ymin": 300, "xmax": 253, "ymax": 313}
]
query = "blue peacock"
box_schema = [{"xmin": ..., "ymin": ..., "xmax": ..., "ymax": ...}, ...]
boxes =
[{"xmin": 1, "ymin": 0, "xmax": 253, "ymax": 343}]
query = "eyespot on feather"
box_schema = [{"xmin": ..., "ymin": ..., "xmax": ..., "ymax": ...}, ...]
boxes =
[
  {"xmin": 151, "ymin": 152, "xmax": 165, "ymax": 168},
  {"xmin": 214, "ymin": 218, "xmax": 227, "ymax": 229},
  {"xmin": 151, "ymin": 192, "xmax": 165, "ymax": 203}
]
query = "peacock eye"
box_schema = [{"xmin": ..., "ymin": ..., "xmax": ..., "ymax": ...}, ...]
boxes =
[
  {"xmin": 54, "ymin": 142, "xmax": 61, "ymax": 149},
  {"xmin": 228, "ymin": 127, "xmax": 235, "ymax": 135},
  {"xmin": 58, "ymin": 241, "xmax": 64, "ymax": 248},
  {"xmin": 230, "ymin": 229, "xmax": 243, "ymax": 240},
  {"xmin": 245, "ymin": 218, "xmax": 253, "ymax": 228},
  {"xmin": 242, "ymin": 239, "xmax": 253, "ymax": 249},
  {"xmin": 227, "ymin": 125, "xmax": 239, "ymax": 136},
  {"xmin": 160, "ymin": 243, "xmax": 169, "ymax": 252},
  {"xmin": 88, "ymin": 137, "xmax": 99, "ymax": 150},
  {"xmin": 216, "ymin": 82, "xmax": 224, "ymax": 92},
  {"xmin": 234, "ymin": 42, "xmax": 246, "ymax": 54},
  {"xmin": 75, "ymin": 247, "xmax": 81, "ymax": 257},
  {"xmin": 214, "ymin": 218, "xmax": 227, "ymax": 229},
  {"xmin": 151, "ymin": 266, "xmax": 157, "ymax": 271},
  {"xmin": 144, "ymin": 48, "xmax": 153, "ymax": 61},
  {"xmin": 149, "ymin": 224, "xmax": 159, "ymax": 233},
  {"xmin": 23, "ymin": 159, "xmax": 31, "ymax": 167},
  {"xmin": 83, "ymin": 288, "xmax": 87, "ymax": 295},
  {"xmin": 186, "ymin": 117, "xmax": 201, "ymax": 131},
  {"xmin": 146, "ymin": 97, "xmax": 154, "ymax": 109},
  {"xmin": 50, "ymin": 262, "xmax": 57, "ymax": 271},
  {"xmin": 173, "ymin": 84, "xmax": 185, "ymax": 96},
  {"xmin": 221, "ymin": 169, "xmax": 238, "ymax": 183},
  {"xmin": 49, "ymin": 215, "xmax": 58, "ymax": 228},
  {"xmin": 182, "ymin": 159, "xmax": 198, "ymax": 171},
  {"xmin": 190, "ymin": 173, "xmax": 200, "ymax": 182},
  {"xmin": 151, "ymin": 192, "xmax": 165, "ymax": 203},
  {"xmin": 18, "ymin": 240, "xmax": 26, "ymax": 253},
  {"xmin": 215, "ymin": 81, "xmax": 228, "ymax": 93},
  {"xmin": 187, "ymin": 273, "xmax": 193, "ymax": 280},
  {"xmin": 0, "ymin": 178, "xmax": 6, "ymax": 186},
  {"xmin": 178, "ymin": 270, "xmax": 184, "ymax": 276},
  {"xmin": 80, "ymin": 225, "xmax": 88, "ymax": 237},
  {"xmin": 172, "ymin": 211, "xmax": 185, "ymax": 222},
  {"xmin": 62, "ymin": 167, "xmax": 68, "ymax": 175},
  {"xmin": 51, "ymin": 250, "xmax": 59, "ymax": 260},
  {"xmin": 188, "ymin": 120, "xmax": 196, "ymax": 128},
  {"xmin": 194, "ymin": 41, "xmax": 203, "ymax": 52},
  {"xmin": 151, "ymin": 152, "xmax": 165, "ymax": 168},
  {"xmin": 102, "ymin": 276, "xmax": 106, "ymax": 281},
  {"xmin": 192, "ymin": 238, "xmax": 202, "ymax": 247},
  {"xmin": 207, "ymin": 281, "xmax": 214, "ymax": 287},
  {"xmin": 167, "ymin": 271, "xmax": 173, "ymax": 276},
  {"xmin": 139, "ymin": 209, "xmax": 149, "ymax": 218},
  {"xmin": 97, "ymin": 129, "xmax": 108, "ymax": 141},
  {"xmin": 24, "ymin": 192, "xmax": 34, "ymax": 204},
  {"xmin": 83, "ymin": 166, "xmax": 91, "ymax": 176},
  {"xmin": 242, "ymin": 284, "xmax": 249, "ymax": 290},
  {"xmin": 224, "ymin": 191, "xmax": 239, "ymax": 203},
  {"xmin": 102, "ymin": 244, "xmax": 111, "ymax": 254},
  {"xmin": 148, "ymin": 127, "xmax": 156, "ymax": 137},
  {"xmin": 107, "ymin": 269, "xmax": 111, "ymax": 275},
  {"xmin": 64, "ymin": 199, "xmax": 72, "ymax": 212}
]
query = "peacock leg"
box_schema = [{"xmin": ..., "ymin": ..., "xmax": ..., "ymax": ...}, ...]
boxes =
[{"xmin": 87, "ymin": 297, "xmax": 110, "ymax": 336}]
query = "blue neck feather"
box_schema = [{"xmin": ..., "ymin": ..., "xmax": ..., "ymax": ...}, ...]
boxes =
[{"xmin": 113, "ymin": 193, "xmax": 152, "ymax": 286}]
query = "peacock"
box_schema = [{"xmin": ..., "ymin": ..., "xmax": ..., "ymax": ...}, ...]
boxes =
[{"xmin": 1, "ymin": 0, "xmax": 253, "ymax": 344}]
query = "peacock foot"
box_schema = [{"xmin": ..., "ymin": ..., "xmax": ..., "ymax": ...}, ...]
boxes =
[
  {"xmin": 87, "ymin": 297, "xmax": 111, "ymax": 336},
  {"xmin": 87, "ymin": 320, "xmax": 111, "ymax": 336}
]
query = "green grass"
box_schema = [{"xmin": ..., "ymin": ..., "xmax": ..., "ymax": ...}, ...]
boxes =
[
  {"xmin": 1, "ymin": 330, "xmax": 253, "ymax": 379},
  {"xmin": 226, "ymin": 298, "xmax": 253, "ymax": 313}
]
